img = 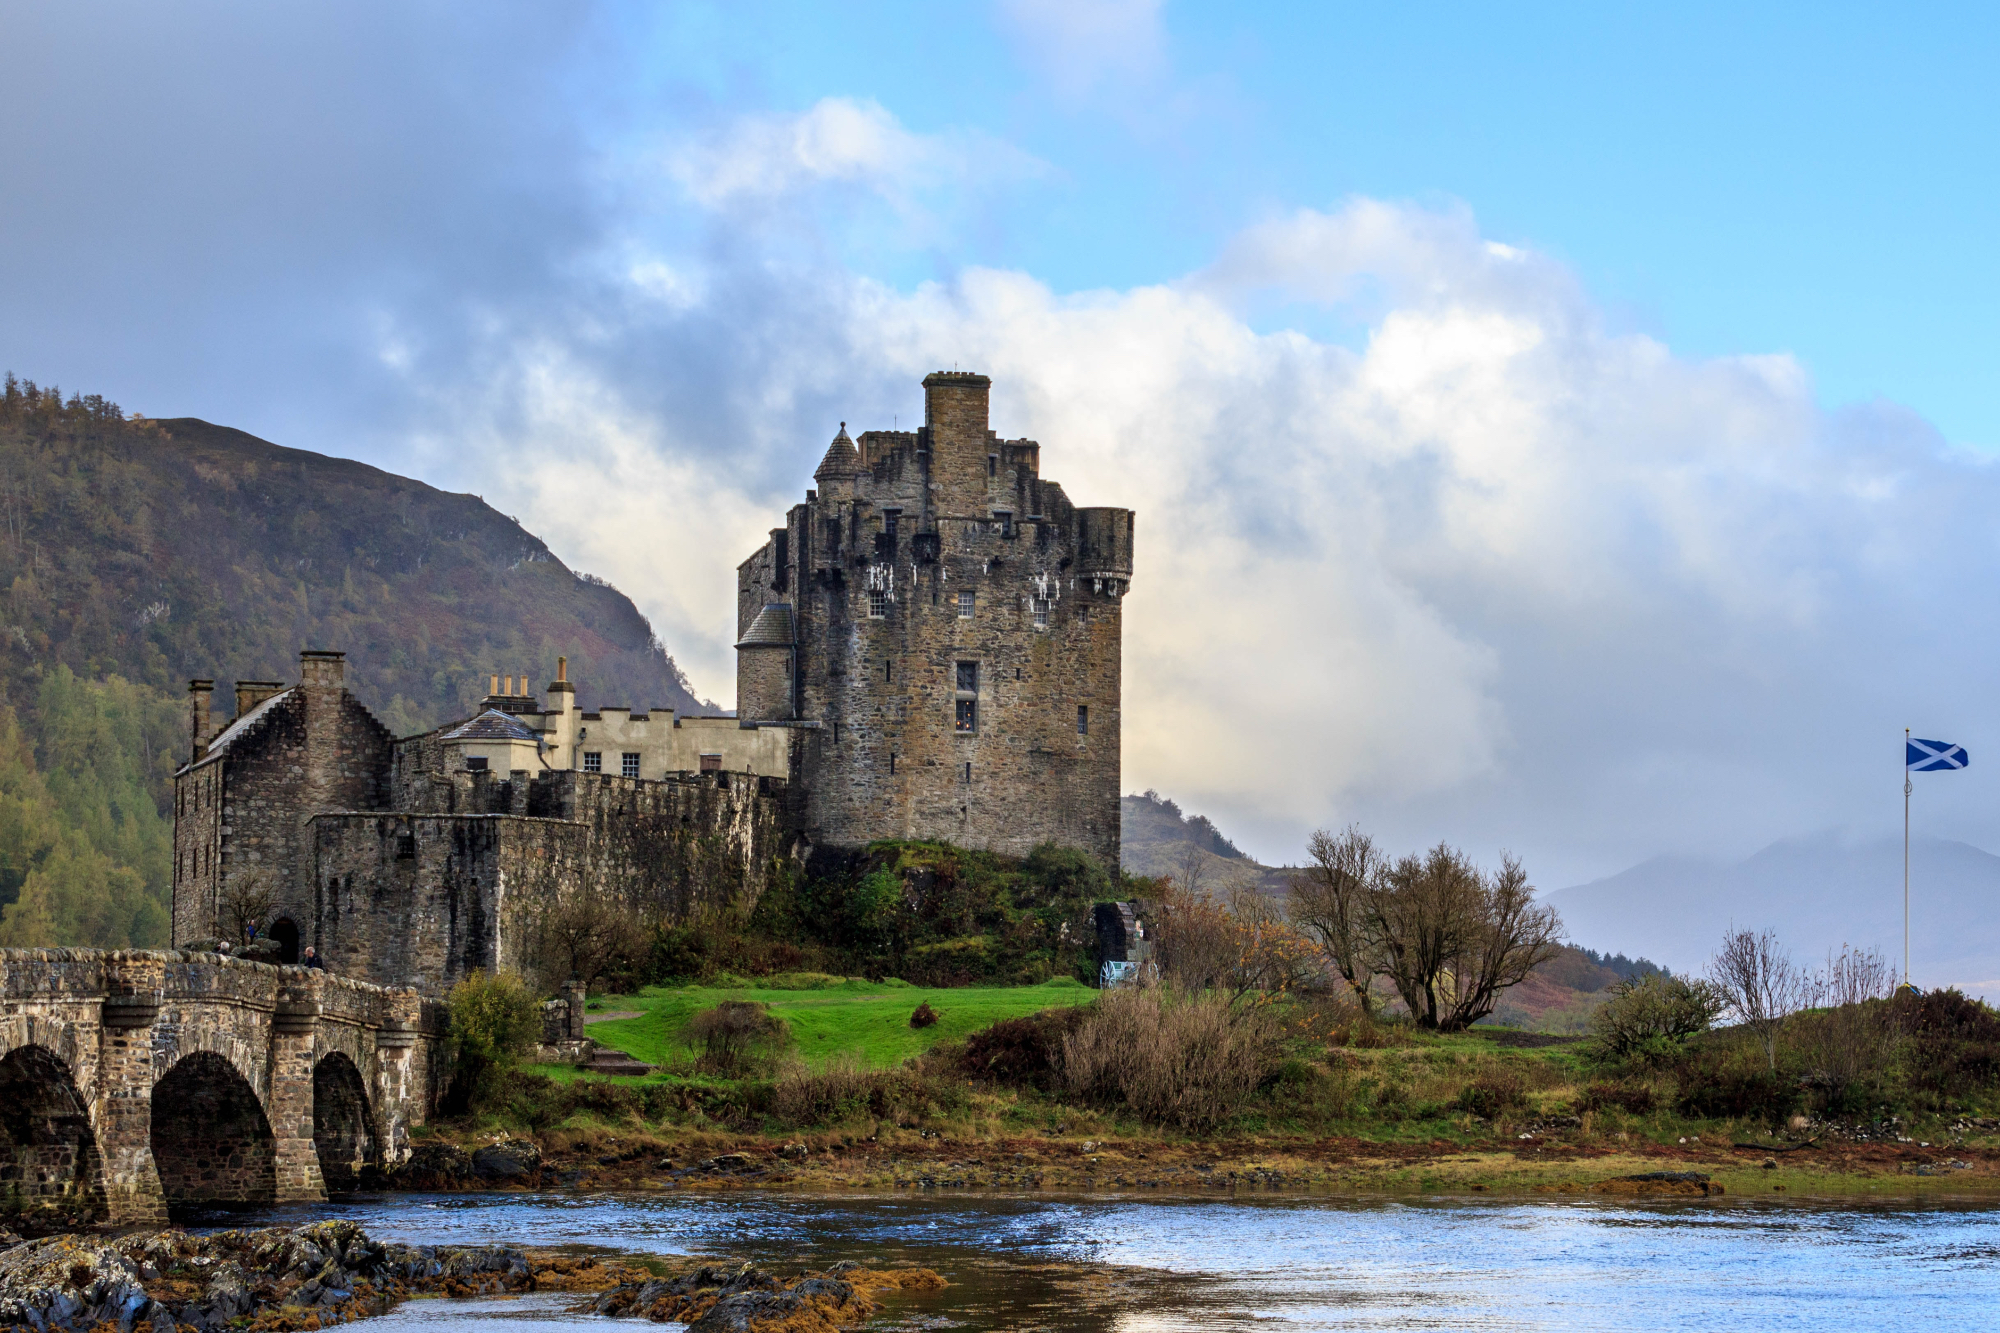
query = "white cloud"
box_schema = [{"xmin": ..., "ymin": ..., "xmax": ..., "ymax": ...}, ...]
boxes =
[
  {"xmin": 424, "ymin": 196, "xmax": 2000, "ymax": 887},
  {"xmin": 663, "ymin": 96, "xmax": 1043, "ymax": 214}
]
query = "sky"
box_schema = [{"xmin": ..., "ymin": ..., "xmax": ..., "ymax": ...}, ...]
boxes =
[{"xmin": 5, "ymin": 0, "xmax": 2000, "ymax": 888}]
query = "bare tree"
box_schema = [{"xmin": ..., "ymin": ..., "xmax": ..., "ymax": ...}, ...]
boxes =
[
  {"xmin": 528, "ymin": 891, "xmax": 650, "ymax": 994},
  {"xmin": 220, "ymin": 871, "xmax": 275, "ymax": 944},
  {"xmin": 1709, "ymin": 927, "xmax": 1803, "ymax": 1071},
  {"xmin": 1171, "ymin": 837, "xmax": 1210, "ymax": 901},
  {"xmin": 1288, "ymin": 825, "xmax": 1386, "ymax": 1016},
  {"xmin": 1372, "ymin": 845, "xmax": 1563, "ymax": 1031}
]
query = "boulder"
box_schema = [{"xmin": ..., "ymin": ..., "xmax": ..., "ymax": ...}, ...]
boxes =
[
  {"xmin": 472, "ymin": 1139, "xmax": 543, "ymax": 1181},
  {"xmin": 397, "ymin": 1143, "xmax": 474, "ymax": 1188},
  {"xmin": 0, "ymin": 1235, "xmax": 154, "ymax": 1332}
]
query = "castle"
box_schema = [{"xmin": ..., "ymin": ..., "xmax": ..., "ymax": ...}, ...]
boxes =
[
  {"xmin": 736, "ymin": 371, "xmax": 1133, "ymax": 867},
  {"xmin": 170, "ymin": 372, "xmax": 1132, "ymax": 992}
]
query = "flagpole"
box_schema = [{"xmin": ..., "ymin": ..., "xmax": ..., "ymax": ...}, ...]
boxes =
[{"xmin": 1904, "ymin": 727, "xmax": 1912, "ymax": 989}]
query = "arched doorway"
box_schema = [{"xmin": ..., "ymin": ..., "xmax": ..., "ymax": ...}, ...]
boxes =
[
  {"xmin": 150, "ymin": 1052, "xmax": 276, "ymax": 1209},
  {"xmin": 267, "ymin": 918, "xmax": 300, "ymax": 964},
  {"xmin": 0, "ymin": 1045, "xmax": 104, "ymax": 1218},
  {"xmin": 312, "ymin": 1053, "xmax": 376, "ymax": 1192}
]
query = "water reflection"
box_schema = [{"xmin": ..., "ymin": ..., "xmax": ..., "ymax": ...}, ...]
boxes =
[{"xmin": 193, "ymin": 1191, "xmax": 2000, "ymax": 1331}]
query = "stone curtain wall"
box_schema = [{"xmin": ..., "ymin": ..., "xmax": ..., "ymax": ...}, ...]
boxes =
[
  {"xmin": 0, "ymin": 948, "xmax": 442, "ymax": 1222},
  {"xmin": 312, "ymin": 770, "xmax": 785, "ymax": 993},
  {"xmin": 313, "ymin": 815, "xmax": 587, "ymax": 990}
]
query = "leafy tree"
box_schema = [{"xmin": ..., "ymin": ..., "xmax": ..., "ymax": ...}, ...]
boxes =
[
  {"xmin": 445, "ymin": 970, "xmax": 540, "ymax": 1109},
  {"xmin": 1588, "ymin": 973, "xmax": 1728, "ymax": 1060}
]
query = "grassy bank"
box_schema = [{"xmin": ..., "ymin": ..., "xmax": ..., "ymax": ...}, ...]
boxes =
[{"xmin": 421, "ymin": 978, "xmax": 2000, "ymax": 1198}]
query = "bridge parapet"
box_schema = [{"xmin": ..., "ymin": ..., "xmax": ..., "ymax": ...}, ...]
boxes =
[{"xmin": 0, "ymin": 948, "xmax": 449, "ymax": 1224}]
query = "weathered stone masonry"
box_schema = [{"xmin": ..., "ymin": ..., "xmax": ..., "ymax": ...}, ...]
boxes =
[
  {"xmin": 737, "ymin": 372, "xmax": 1135, "ymax": 870},
  {"xmin": 174, "ymin": 650, "xmax": 790, "ymax": 993},
  {"xmin": 0, "ymin": 948, "xmax": 442, "ymax": 1223}
]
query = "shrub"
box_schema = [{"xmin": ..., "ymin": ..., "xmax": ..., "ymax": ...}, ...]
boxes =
[
  {"xmin": 445, "ymin": 970, "xmax": 540, "ymax": 1111},
  {"xmin": 685, "ymin": 1000, "xmax": 791, "ymax": 1076},
  {"xmin": 1060, "ymin": 987, "xmax": 1281, "ymax": 1129},
  {"xmin": 1675, "ymin": 1063, "xmax": 1798, "ymax": 1122},
  {"xmin": 1454, "ymin": 1070, "xmax": 1527, "ymax": 1119},
  {"xmin": 958, "ymin": 1007, "xmax": 1088, "ymax": 1091},
  {"xmin": 909, "ymin": 1001, "xmax": 940, "ymax": 1029},
  {"xmin": 1893, "ymin": 987, "xmax": 2000, "ymax": 1101},
  {"xmin": 1581, "ymin": 1081, "xmax": 1658, "ymax": 1115},
  {"xmin": 1589, "ymin": 974, "xmax": 1728, "ymax": 1061},
  {"xmin": 771, "ymin": 1054, "xmax": 965, "ymax": 1127}
]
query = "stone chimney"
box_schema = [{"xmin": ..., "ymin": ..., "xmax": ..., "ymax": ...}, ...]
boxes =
[
  {"xmin": 189, "ymin": 679, "xmax": 214, "ymax": 761},
  {"xmin": 298, "ymin": 650, "xmax": 345, "ymax": 692},
  {"xmin": 234, "ymin": 680, "xmax": 286, "ymax": 715}
]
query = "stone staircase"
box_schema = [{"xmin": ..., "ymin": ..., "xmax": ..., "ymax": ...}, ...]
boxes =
[{"xmin": 583, "ymin": 1043, "xmax": 656, "ymax": 1077}]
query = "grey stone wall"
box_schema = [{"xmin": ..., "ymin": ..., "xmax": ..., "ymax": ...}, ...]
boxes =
[{"xmin": 737, "ymin": 371, "xmax": 1134, "ymax": 870}]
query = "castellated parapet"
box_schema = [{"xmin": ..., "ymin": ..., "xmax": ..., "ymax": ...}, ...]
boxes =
[{"xmin": 736, "ymin": 371, "xmax": 1135, "ymax": 869}]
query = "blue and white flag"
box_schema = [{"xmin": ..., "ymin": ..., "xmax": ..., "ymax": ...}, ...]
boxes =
[{"xmin": 1908, "ymin": 738, "xmax": 1970, "ymax": 771}]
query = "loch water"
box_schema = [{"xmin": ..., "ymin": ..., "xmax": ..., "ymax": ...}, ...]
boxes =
[{"xmin": 201, "ymin": 1190, "xmax": 2000, "ymax": 1331}]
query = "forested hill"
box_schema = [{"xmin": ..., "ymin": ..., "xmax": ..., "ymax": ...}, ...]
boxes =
[{"xmin": 0, "ymin": 376, "xmax": 707, "ymax": 948}]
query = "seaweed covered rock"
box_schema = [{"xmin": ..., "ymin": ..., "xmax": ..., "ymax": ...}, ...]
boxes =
[
  {"xmin": 0, "ymin": 1235, "xmax": 152, "ymax": 1333},
  {"xmin": 0, "ymin": 1222, "xmax": 536, "ymax": 1332},
  {"xmin": 591, "ymin": 1262, "xmax": 945, "ymax": 1332}
]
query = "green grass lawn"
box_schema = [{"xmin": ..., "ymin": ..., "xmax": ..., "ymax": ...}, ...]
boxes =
[{"xmin": 574, "ymin": 976, "xmax": 1093, "ymax": 1076}]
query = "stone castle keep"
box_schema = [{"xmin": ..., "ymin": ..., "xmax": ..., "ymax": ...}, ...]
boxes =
[
  {"xmin": 166, "ymin": 371, "xmax": 1133, "ymax": 991},
  {"xmin": 738, "ymin": 371, "xmax": 1133, "ymax": 868}
]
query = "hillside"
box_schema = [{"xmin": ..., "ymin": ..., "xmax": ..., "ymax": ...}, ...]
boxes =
[
  {"xmin": 1549, "ymin": 832, "xmax": 2000, "ymax": 997},
  {"xmin": 0, "ymin": 376, "xmax": 710, "ymax": 947}
]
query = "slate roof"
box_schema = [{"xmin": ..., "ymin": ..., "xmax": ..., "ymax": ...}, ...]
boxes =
[
  {"xmin": 737, "ymin": 603, "xmax": 795, "ymax": 647},
  {"xmin": 813, "ymin": 423, "xmax": 861, "ymax": 480},
  {"xmin": 200, "ymin": 687, "xmax": 297, "ymax": 760},
  {"xmin": 442, "ymin": 709, "xmax": 543, "ymax": 742}
]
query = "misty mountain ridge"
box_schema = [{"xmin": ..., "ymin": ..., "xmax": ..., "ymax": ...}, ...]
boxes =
[{"xmin": 1549, "ymin": 830, "xmax": 2000, "ymax": 997}]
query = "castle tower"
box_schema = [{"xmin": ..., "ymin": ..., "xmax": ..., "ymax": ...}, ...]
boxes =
[{"xmin": 735, "ymin": 372, "xmax": 1134, "ymax": 869}]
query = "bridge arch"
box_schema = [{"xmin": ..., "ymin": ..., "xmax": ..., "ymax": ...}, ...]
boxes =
[
  {"xmin": 0, "ymin": 1044, "xmax": 105, "ymax": 1218},
  {"xmin": 150, "ymin": 1051, "xmax": 276, "ymax": 1209},
  {"xmin": 312, "ymin": 1052, "xmax": 377, "ymax": 1192}
]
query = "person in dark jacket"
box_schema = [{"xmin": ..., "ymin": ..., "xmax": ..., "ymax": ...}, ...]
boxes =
[{"xmin": 302, "ymin": 946, "xmax": 324, "ymax": 970}]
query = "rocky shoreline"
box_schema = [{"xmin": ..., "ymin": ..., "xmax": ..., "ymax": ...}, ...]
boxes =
[{"xmin": 0, "ymin": 1219, "xmax": 946, "ymax": 1333}]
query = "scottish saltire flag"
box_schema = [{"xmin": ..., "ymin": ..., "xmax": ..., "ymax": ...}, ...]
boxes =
[{"xmin": 1908, "ymin": 738, "xmax": 1970, "ymax": 771}]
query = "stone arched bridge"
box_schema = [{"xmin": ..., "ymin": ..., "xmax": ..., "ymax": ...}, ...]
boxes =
[{"xmin": 0, "ymin": 949, "xmax": 446, "ymax": 1223}]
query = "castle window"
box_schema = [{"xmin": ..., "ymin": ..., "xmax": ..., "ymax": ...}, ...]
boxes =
[
  {"xmin": 869, "ymin": 588, "xmax": 887, "ymax": 618},
  {"xmin": 1077, "ymin": 705, "xmax": 1089, "ymax": 736},
  {"xmin": 956, "ymin": 699, "xmax": 977, "ymax": 732},
  {"xmin": 621, "ymin": 753, "xmax": 641, "ymax": 779},
  {"xmin": 583, "ymin": 752, "xmax": 602, "ymax": 773},
  {"xmin": 465, "ymin": 756, "xmax": 489, "ymax": 772},
  {"xmin": 964, "ymin": 761, "xmax": 973, "ymax": 783},
  {"xmin": 956, "ymin": 661, "xmax": 978, "ymax": 693},
  {"xmin": 700, "ymin": 753, "xmax": 722, "ymax": 773},
  {"xmin": 958, "ymin": 590, "xmax": 974, "ymax": 619},
  {"xmin": 993, "ymin": 509, "xmax": 1013, "ymax": 537},
  {"xmin": 987, "ymin": 454, "xmax": 997, "ymax": 476},
  {"xmin": 889, "ymin": 752, "xmax": 897, "ymax": 774},
  {"xmin": 1032, "ymin": 597, "xmax": 1050, "ymax": 630},
  {"xmin": 884, "ymin": 509, "xmax": 900, "ymax": 539},
  {"xmin": 885, "ymin": 659, "xmax": 893, "ymax": 682}
]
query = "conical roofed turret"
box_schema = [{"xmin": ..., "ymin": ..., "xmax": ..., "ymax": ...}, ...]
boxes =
[{"xmin": 813, "ymin": 422, "xmax": 861, "ymax": 481}]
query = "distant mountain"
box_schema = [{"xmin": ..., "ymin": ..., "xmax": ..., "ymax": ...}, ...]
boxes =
[
  {"xmin": 1548, "ymin": 832, "xmax": 2000, "ymax": 996},
  {"xmin": 0, "ymin": 377, "xmax": 707, "ymax": 737}
]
